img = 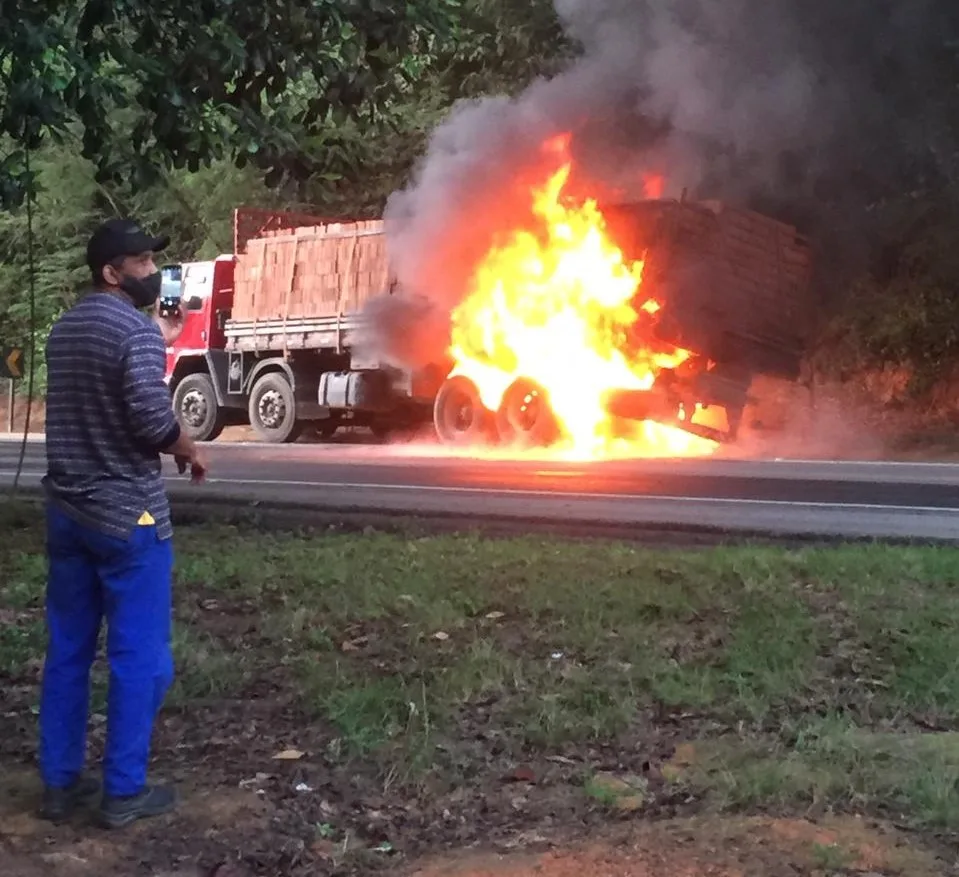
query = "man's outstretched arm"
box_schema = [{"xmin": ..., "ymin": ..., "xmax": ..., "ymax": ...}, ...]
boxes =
[{"xmin": 121, "ymin": 323, "xmax": 205, "ymax": 473}]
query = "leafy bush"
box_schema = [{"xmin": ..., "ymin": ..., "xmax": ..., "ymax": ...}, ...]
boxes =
[{"xmin": 818, "ymin": 195, "xmax": 959, "ymax": 399}]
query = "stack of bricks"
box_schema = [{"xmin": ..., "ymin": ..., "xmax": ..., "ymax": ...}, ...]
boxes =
[
  {"xmin": 232, "ymin": 220, "xmax": 393, "ymax": 322},
  {"xmin": 672, "ymin": 201, "xmax": 812, "ymax": 340},
  {"xmin": 712, "ymin": 202, "xmax": 811, "ymax": 339}
]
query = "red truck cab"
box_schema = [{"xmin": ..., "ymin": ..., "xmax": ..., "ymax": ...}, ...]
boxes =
[
  {"xmin": 163, "ymin": 256, "xmax": 235, "ymax": 372},
  {"xmin": 163, "ymin": 255, "xmax": 239, "ymax": 440}
]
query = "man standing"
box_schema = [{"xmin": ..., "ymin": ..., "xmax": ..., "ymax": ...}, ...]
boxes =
[{"xmin": 38, "ymin": 218, "xmax": 206, "ymax": 829}]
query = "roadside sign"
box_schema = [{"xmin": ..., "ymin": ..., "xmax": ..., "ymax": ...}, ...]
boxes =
[{"xmin": 0, "ymin": 346, "xmax": 23, "ymax": 380}]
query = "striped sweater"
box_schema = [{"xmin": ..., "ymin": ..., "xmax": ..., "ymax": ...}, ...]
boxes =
[{"xmin": 42, "ymin": 291, "xmax": 181, "ymax": 540}]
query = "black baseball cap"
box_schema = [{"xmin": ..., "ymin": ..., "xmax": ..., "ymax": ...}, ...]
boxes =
[{"xmin": 87, "ymin": 218, "xmax": 170, "ymax": 278}]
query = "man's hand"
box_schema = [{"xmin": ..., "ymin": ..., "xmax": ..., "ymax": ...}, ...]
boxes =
[
  {"xmin": 165, "ymin": 426, "xmax": 206, "ymax": 483},
  {"xmin": 175, "ymin": 448, "xmax": 207, "ymax": 484},
  {"xmin": 153, "ymin": 300, "xmax": 185, "ymax": 347}
]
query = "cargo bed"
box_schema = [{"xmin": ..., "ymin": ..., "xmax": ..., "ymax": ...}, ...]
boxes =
[
  {"xmin": 602, "ymin": 199, "xmax": 813, "ymax": 380},
  {"xmin": 223, "ymin": 313, "xmax": 368, "ymax": 353}
]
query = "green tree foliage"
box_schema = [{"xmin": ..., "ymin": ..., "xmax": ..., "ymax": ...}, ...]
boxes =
[
  {"xmin": 0, "ymin": 148, "xmax": 280, "ymax": 390},
  {"xmin": 431, "ymin": 0, "xmax": 573, "ymax": 98},
  {"xmin": 7, "ymin": 0, "xmax": 959, "ymax": 409},
  {"xmin": 818, "ymin": 194, "xmax": 959, "ymax": 396},
  {"xmin": 0, "ymin": 0, "xmax": 462, "ymax": 205},
  {"xmin": 0, "ymin": 0, "xmax": 570, "ymax": 390}
]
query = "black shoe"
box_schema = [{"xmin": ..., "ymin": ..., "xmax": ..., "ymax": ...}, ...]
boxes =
[
  {"xmin": 97, "ymin": 783, "xmax": 177, "ymax": 829},
  {"xmin": 39, "ymin": 775, "xmax": 101, "ymax": 823}
]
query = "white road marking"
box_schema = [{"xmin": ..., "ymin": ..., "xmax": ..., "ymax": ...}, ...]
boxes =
[
  {"xmin": 196, "ymin": 478, "xmax": 959, "ymax": 513},
  {"xmin": 3, "ymin": 468, "xmax": 948, "ymax": 515}
]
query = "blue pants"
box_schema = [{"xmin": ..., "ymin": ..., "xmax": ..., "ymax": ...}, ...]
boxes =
[{"xmin": 39, "ymin": 503, "xmax": 174, "ymax": 798}]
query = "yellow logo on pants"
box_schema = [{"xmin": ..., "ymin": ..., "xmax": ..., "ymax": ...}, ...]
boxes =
[{"xmin": 137, "ymin": 511, "xmax": 155, "ymax": 526}]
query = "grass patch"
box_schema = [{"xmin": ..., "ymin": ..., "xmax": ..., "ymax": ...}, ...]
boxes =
[
  {"xmin": 3, "ymin": 498, "xmax": 959, "ymax": 833},
  {"xmin": 679, "ymin": 715, "xmax": 959, "ymax": 829},
  {"xmin": 810, "ymin": 841, "xmax": 857, "ymax": 872},
  {"xmin": 0, "ymin": 617, "xmax": 45, "ymax": 677},
  {"xmin": 168, "ymin": 625, "xmax": 251, "ymax": 704}
]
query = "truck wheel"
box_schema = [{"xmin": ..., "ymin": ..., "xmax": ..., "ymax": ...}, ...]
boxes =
[
  {"xmin": 495, "ymin": 378, "xmax": 560, "ymax": 447},
  {"xmin": 248, "ymin": 372, "xmax": 303, "ymax": 443},
  {"xmin": 173, "ymin": 373, "xmax": 225, "ymax": 442},
  {"xmin": 433, "ymin": 376, "xmax": 495, "ymax": 445}
]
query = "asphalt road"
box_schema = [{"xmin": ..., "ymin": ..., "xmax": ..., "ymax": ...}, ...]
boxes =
[{"xmin": 3, "ymin": 435, "xmax": 959, "ymax": 541}]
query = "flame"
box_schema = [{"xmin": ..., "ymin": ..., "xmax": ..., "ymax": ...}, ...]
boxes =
[{"xmin": 447, "ymin": 139, "xmax": 718, "ymax": 459}]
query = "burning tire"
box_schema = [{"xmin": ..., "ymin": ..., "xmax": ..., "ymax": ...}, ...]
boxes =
[
  {"xmin": 495, "ymin": 378, "xmax": 560, "ymax": 448},
  {"xmin": 433, "ymin": 376, "xmax": 495, "ymax": 445}
]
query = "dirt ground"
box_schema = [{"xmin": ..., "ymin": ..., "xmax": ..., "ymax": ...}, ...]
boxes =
[
  {"xmin": 1, "ymin": 653, "xmax": 955, "ymax": 877},
  {"xmin": 3, "ymin": 506, "xmax": 959, "ymax": 875},
  {"xmin": 0, "ymin": 396, "xmax": 44, "ymax": 435},
  {"xmin": 0, "ymin": 765, "xmax": 948, "ymax": 877},
  {"xmin": 411, "ymin": 816, "xmax": 948, "ymax": 877}
]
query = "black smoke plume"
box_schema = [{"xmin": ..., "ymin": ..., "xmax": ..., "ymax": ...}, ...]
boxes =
[{"xmin": 356, "ymin": 0, "xmax": 959, "ymax": 372}]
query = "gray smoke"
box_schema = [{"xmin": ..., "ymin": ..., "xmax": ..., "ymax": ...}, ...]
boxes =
[{"xmin": 357, "ymin": 0, "xmax": 959, "ymax": 371}]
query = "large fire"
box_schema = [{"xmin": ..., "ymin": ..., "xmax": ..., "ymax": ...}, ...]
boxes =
[{"xmin": 446, "ymin": 137, "xmax": 719, "ymax": 459}]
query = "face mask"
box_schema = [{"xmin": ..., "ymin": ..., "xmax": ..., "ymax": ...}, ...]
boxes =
[{"xmin": 119, "ymin": 271, "xmax": 162, "ymax": 309}]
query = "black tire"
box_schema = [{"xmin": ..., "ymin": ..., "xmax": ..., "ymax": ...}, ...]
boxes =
[
  {"xmin": 248, "ymin": 371, "xmax": 303, "ymax": 444},
  {"xmin": 495, "ymin": 377, "xmax": 560, "ymax": 448},
  {"xmin": 172, "ymin": 373, "xmax": 225, "ymax": 442},
  {"xmin": 433, "ymin": 376, "xmax": 495, "ymax": 445}
]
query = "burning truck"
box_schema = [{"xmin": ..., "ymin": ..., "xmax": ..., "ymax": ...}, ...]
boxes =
[
  {"xmin": 424, "ymin": 145, "xmax": 813, "ymax": 456},
  {"xmin": 162, "ymin": 143, "xmax": 812, "ymax": 458}
]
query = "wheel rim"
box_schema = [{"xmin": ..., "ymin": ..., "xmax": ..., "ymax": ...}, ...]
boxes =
[
  {"xmin": 257, "ymin": 388, "xmax": 286, "ymax": 430},
  {"xmin": 448, "ymin": 390, "xmax": 475, "ymax": 433},
  {"xmin": 181, "ymin": 389, "xmax": 208, "ymax": 429},
  {"xmin": 512, "ymin": 388, "xmax": 542, "ymax": 432}
]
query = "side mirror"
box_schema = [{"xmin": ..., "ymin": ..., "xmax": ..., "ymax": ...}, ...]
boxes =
[{"xmin": 186, "ymin": 296, "xmax": 204, "ymax": 311}]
